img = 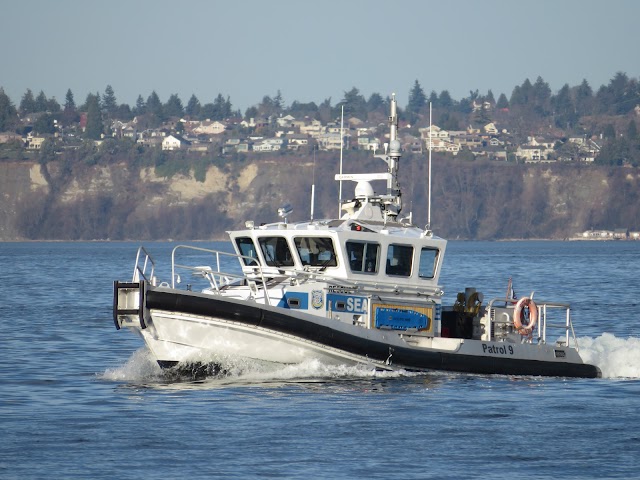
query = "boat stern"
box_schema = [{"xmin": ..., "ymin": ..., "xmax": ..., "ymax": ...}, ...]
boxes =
[{"xmin": 113, "ymin": 280, "xmax": 149, "ymax": 331}]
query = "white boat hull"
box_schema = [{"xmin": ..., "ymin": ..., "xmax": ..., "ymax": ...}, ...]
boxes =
[
  {"xmin": 115, "ymin": 283, "xmax": 600, "ymax": 378},
  {"xmin": 139, "ymin": 309, "xmax": 384, "ymax": 369}
]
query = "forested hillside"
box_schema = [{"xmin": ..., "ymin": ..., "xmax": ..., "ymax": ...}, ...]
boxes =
[
  {"xmin": 2, "ymin": 72, "xmax": 640, "ymax": 241},
  {"xmin": 1, "ymin": 152, "xmax": 637, "ymax": 241}
]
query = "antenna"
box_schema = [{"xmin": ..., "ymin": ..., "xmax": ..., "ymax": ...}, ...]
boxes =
[
  {"xmin": 427, "ymin": 101, "xmax": 432, "ymax": 229},
  {"xmin": 338, "ymin": 105, "xmax": 344, "ymax": 217},
  {"xmin": 310, "ymin": 146, "xmax": 316, "ymax": 220}
]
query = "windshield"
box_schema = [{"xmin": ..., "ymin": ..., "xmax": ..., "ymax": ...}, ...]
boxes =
[{"xmin": 294, "ymin": 237, "xmax": 338, "ymax": 267}]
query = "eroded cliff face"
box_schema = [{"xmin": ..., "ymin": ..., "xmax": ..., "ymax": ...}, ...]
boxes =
[{"xmin": 0, "ymin": 159, "xmax": 637, "ymax": 240}]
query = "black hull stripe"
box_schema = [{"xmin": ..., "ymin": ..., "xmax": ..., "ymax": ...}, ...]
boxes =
[{"xmin": 146, "ymin": 289, "xmax": 601, "ymax": 378}]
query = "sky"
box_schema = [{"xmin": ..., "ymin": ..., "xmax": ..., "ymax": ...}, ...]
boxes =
[{"xmin": 2, "ymin": 0, "xmax": 639, "ymax": 113}]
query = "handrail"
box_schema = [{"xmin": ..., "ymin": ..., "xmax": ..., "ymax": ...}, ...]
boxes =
[
  {"xmin": 284, "ymin": 268, "xmax": 445, "ymax": 298},
  {"xmin": 486, "ymin": 296, "xmax": 578, "ymax": 349},
  {"xmin": 133, "ymin": 246, "xmax": 156, "ymax": 283},
  {"xmin": 170, "ymin": 245, "xmax": 272, "ymax": 305}
]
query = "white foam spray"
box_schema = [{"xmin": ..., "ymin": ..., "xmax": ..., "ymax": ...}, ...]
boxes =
[
  {"xmin": 102, "ymin": 333, "xmax": 640, "ymax": 384},
  {"xmin": 577, "ymin": 333, "xmax": 640, "ymax": 379},
  {"xmin": 101, "ymin": 348, "xmax": 164, "ymax": 382}
]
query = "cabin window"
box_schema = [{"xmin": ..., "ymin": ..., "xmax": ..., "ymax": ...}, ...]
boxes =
[
  {"xmin": 386, "ymin": 244, "xmax": 413, "ymax": 277},
  {"xmin": 258, "ymin": 237, "xmax": 295, "ymax": 267},
  {"xmin": 235, "ymin": 237, "xmax": 260, "ymax": 266},
  {"xmin": 346, "ymin": 241, "xmax": 379, "ymax": 273},
  {"xmin": 418, "ymin": 247, "xmax": 439, "ymax": 279},
  {"xmin": 294, "ymin": 237, "xmax": 337, "ymax": 267}
]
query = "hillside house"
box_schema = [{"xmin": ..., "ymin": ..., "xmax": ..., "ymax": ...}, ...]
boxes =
[
  {"xmin": 25, "ymin": 135, "xmax": 46, "ymax": 150},
  {"xmin": 317, "ymin": 132, "xmax": 344, "ymax": 150},
  {"xmin": 426, "ymin": 137, "xmax": 461, "ymax": 154},
  {"xmin": 356, "ymin": 136, "xmax": 379, "ymax": 151},
  {"xmin": 300, "ymin": 120, "xmax": 325, "ymax": 137},
  {"xmin": 193, "ymin": 120, "xmax": 226, "ymax": 135},
  {"xmin": 517, "ymin": 145, "xmax": 555, "ymax": 163},
  {"xmin": 162, "ymin": 134, "xmax": 190, "ymax": 151},
  {"xmin": 285, "ymin": 134, "xmax": 309, "ymax": 150},
  {"xmin": 453, "ymin": 134, "xmax": 483, "ymax": 149},
  {"xmin": 276, "ymin": 115, "xmax": 296, "ymax": 128},
  {"xmin": 484, "ymin": 123, "xmax": 499, "ymax": 135},
  {"xmin": 419, "ymin": 125, "xmax": 450, "ymax": 141}
]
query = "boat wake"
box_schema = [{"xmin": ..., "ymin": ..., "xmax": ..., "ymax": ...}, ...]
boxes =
[
  {"xmin": 101, "ymin": 332, "xmax": 640, "ymax": 385},
  {"xmin": 577, "ymin": 333, "xmax": 640, "ymax": 379},
  {"xmin": 101, "ymin": 348, "xmax": 164, "ymax": 382},
  {"xmin": 100, "ymin": 348, "xmax": 415, "ymax": 386}
]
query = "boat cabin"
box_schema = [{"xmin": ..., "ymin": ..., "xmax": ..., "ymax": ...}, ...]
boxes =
[{"xmin": 229, "ymin": 219, "xmax": 446, "ymax": 289}]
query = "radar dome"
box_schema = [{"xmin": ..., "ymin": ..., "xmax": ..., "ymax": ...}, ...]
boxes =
[
  {"xmin": 354, "ymin": 181, "xmax": 374, "ymax": 199},
  {"xmin": 389, "ymin": 139, "xmax": 401, "ymax": 153}
]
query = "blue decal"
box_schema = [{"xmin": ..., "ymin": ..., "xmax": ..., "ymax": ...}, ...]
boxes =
[
  {"xmin": 326, "ymin": 294, "xmax": 368, "ymax": 314},
  {"xmin": 277, "ymin": 292, "xmax": 309, "ymax": 309},
  {"xmin": 375, "ymin": 307, "xmax": 430, "ymax": 330}
]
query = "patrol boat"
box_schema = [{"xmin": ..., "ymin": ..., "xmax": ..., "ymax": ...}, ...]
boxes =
[{"xmin": 113, "ymin": 95, "xmax": 601, "ymax": 378}]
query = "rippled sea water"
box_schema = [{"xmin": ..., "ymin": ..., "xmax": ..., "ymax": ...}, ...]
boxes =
[{"xmin": 2, "ymin": 241, "xmax": 639, "ymax": 479}]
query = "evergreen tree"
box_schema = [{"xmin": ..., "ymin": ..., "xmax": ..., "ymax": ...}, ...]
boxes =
[
  {"xmin": 115, "ymin": 103, "xmax": 133, "ymax": 121},
  {"xmin": 20, "ymin": 89, "xmax": 37, "ymax": 114},
  {"xmin": 35, "ymin": 90, "xmax": 48, "ymax": 112},
  {"xmin": 134, "ymin": 95, "xmax": 146, "ymax": 116},
  {"xmin": 438, "ymin": 90, "xmax": 453, "ymax": 108},
  {"xmin": 185, "ymin": 94, "xmax": 201, "ymax": 117},
  {"xmin": 318, "ymin": 97, "xmax": 333, "ymax": 123},
  {"xmin": 164, "ymin": 93, "xmax": 184, "ymax": 118},
  {"xmin": 85, "ymin": 94, "xmax": 104, "ymax": 140},
  {"xmin": 200, "ymin": 102, "xmax": 216, "ymax": 120},
  {"xmin": 33, "ymin": 113, "xmax": 56, "ymax": 134},
  {"xmin": 224, "ymin": 96, "xmax": 233, "ymax": 118},
  {"xmin": 146, "ymin": 91, "xmax": 164, "ymax": 120},
  {"xmin": 552, "ymin": 83, "xmax": 577, "ymax": 128},
  {"xmin": 61, "ymin": 88, "xmax": 79, "ymax": 125},
  {"xmin": 457, "ymin": 98, "xmax": 472, "ymax": 114},
  {"xmin": 0, "ymin": 88, "xmax": 18, "ymax": 131},
  {"xmin": 273, "ymin": 90, "xmax": 284, "ymax": 112},
  {"xmin": 46, "ymin": 97, "xmax": 61, "ymax": 113},
  {"xmin": 80, "ymin": 92, "xmax": 102, "ymax": 112},
  {"xmin": 244, "ymin": 105, "xmax": 258, "ymax": 120},
  {"xmin": 575, "ymin": 79, "xmax": 593, "ymax": 116},
  {"xmin": 367, "ymin": 92, "xmax": 384, "ymax": 112},
  {"xmin": 596, "ymin": 138, "xmax": 629, "ymax": 166},
  {"xmin": 496, "ymin": 93, "xmax": 509, "ymax": 109},
  {"xmin": 256, "ymin": 95, "xmax": 276, "ymax": 118},
  {"xmin": 485, "ymin": 89, "xmax": 496, "ymax": 105},
  {"xmin": 337, "ymin": 87, "xmax": 367, "ymax": 119},
  {"xmin": 287, "ymin": 100, "xmax": 318, "ymax": 118},
  {"xmin": 510, "ymin": 78, "xmax": 532, "ymax": 106},
  {"xmin": 102, "ymin": 85, "xmax": 118, "ymax": 116},
  {"xmin": 473, "ymin": 103, "xmax": 491, "ymax": 126},
  {"xmin": 531, "ymin": 76, "xmax": 551, "ymax": 114},
  {"xmin": 64, "ymin": 89, "xmax": 76, "ymax": 111},
  {"xmin": 407, "ymin": 80, "xmax": 426, "ymax": 115},
  {"xmin": 210, "ymin": 94, "xmax": 233, "ymax": 119},
  {"xmin": 428, "ymin": 90, "xmax": 438, "ymax": 107}
]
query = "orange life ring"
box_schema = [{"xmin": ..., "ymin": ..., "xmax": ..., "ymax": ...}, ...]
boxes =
[{"xmin": 513, "ymin": 297, "xmax": 538, "ymax": 335}]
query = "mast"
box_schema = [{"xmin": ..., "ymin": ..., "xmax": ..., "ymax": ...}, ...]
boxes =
[
  {"xmin": 334, "ymin": 93, "xmax": 403, "ymax": 221},
  {"xmin": 338, "ymin": 105, "xmax": 344, "ymax": 217},
  {"xmin": 310, "ymin": 146, "xmax": 316, "ymax": 220},
  {"xmin": 384, "ymin": 94, "xmax": 402, "ymax": 217},
  {"xmin": 427, "ymin": 101, "xmax": 432, "ymax": 229}
]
